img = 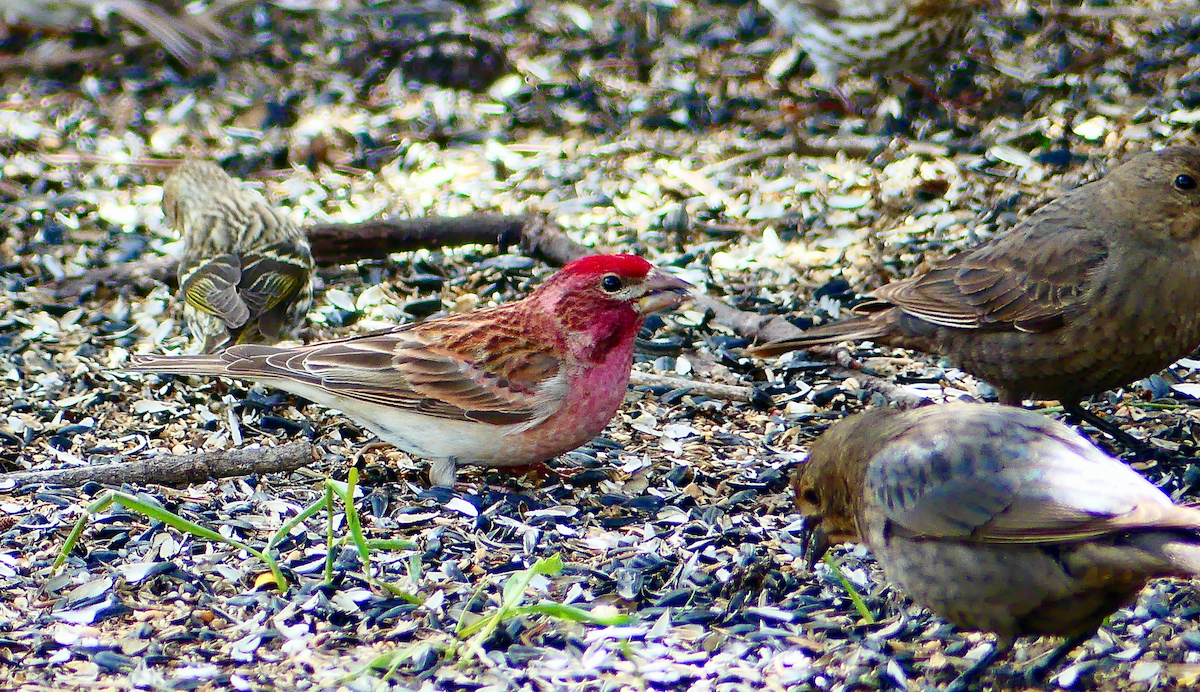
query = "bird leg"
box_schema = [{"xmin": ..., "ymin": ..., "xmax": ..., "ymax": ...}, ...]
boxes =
[
  {"xmin": 1061, "ymin": 402, "xmax": 1145, "ymax": 451},
  {"xmin": 428, "ymin": 458, "xmax": 457, "ymax": 488},
  {"xmin": 940, "ymin": 637, "xmax": 1013, "ymax": 692},
  {"xmin": 1025, "ymin": 630, "xmax": 1093, "ymax": 685}
]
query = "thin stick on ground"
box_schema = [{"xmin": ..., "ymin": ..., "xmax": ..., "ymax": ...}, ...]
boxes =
[
  {"xmin": 49, "ymin": 213, "xmax": 580, "ymax": 299},
  {"xmin": 629, "ymin": 371, "xmax": 758, "ymax": 403},
  {"xmin": 5, "ymin": 441, "xmax": 315, "ymax": 488}
]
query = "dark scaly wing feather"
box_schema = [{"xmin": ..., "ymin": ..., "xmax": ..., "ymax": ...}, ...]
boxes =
[
  {"xmin": 180, "ymin": 254, "xmax": 250, "ymax": 329},
  {"xmin": 236, "ymin": 240, "xmax": 311, "ymax": 341},
  {"xmin": 866, "ymin": 406, "xmax": 1200, "ymax": 545}
]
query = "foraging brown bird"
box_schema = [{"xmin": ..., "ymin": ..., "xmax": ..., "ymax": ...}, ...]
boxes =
[
  {"xmin": 165, "ymin": 160, "xmax": 315, "ymax": 354},
  {"xmin": 795, "ymin": 403, "xmax": 1200, "ymax": 691},
  {"xmin": 751, "ymin": 146, "xmax": 1200, "ymax": 443},
  {"xmin": 758, "ymin": 0, "xmax": 996, "ymax": 95}
]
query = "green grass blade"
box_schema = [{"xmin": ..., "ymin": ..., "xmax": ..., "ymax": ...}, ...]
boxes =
[
  {"xmin": 823, "ymin": 552, "xmax": 875, "ymax": 624},
  {"xmin": 512, "ymin": 602, "xmax": 630, "ymax": 625}
]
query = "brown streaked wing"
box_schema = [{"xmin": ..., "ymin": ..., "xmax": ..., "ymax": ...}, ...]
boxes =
[
  {"xmin": 396, "ymin": 310, "xmax": 564, "ymax": 424},
  {"xmin": 227, "ymin": 309, "xmax": 561, "ymax": 426},
  {"xmin": 868, "ymin": 208, "xmax": 1106, "ymax": 332}
]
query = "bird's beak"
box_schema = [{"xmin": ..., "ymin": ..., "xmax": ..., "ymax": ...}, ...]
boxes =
[
  {"xmin": 636, "ymin": 269, "xmax": 693, "ymax": 315},
  {"xmin": 799, "ymin": 515, "xmax": 831, "ymax": 573}
]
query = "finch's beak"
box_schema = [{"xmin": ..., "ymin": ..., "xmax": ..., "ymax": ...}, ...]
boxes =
[
  {"xmin": 799, "ymin": 515, "xmax": 831, "ymax": 573},
  {"xmin": 635, "ymin": 269, "xmax": 693, "ymax": 315}
]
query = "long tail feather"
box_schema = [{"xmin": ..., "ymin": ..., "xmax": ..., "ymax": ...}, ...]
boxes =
[
  {"xmin": 126, "ymin": 353, "xmax": 235, "ymax": 376},
  {"xmin": 747, "ymin": 315, "xmax": 888, "ymax": 357},
  {"xmin": 1150, "ymin": 538, "xmax": 1200, "ymax": 578}
]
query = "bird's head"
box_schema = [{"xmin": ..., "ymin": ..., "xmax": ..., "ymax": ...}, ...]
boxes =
[
  {"xmin": 538, "ymin": 254, "xmax": 692, "ymax": 360},
  {"xmin": 1103, "ymin": 146, "xmax": 1200, "ymax": 245},
  {"xmin": 794, "ymin": 407, "xmax": 905, "ymax": 570}
]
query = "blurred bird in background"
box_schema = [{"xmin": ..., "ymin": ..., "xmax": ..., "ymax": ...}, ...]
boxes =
[
  {"xmin": 164, "ymin": 160, "xmax": 315, "ymax": 353},
  {"xmin": 759, "ymin": 0, "xmax": 998, "ymax": 106},
  {"xmin": 0, "ymin": 0, "xmax": 244, "ymax": 65}
]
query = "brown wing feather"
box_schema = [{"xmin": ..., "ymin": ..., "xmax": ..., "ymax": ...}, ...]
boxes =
[
  {"xmin": 236, "ymin": 241, "xmax": 310, "ymax": 340},
  {"xmin": 865, "ymin": 199, "xmax": 1108, "ymax": 333},
  {"xmin": 223, "ymin": 304, "xmax": 563, "ymax": 426}
]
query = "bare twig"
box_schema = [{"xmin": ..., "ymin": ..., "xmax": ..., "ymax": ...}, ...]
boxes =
[
  {"xmin": 690, "ymin": 293, "xmax": 806, "ymax": 344},
  {"xmin": 48, "ymin": 213, "xmax": 584, "ymax": 299},
  {"xmin": 5, "ymin": 442, "xmax": 315, "ymax": 488},
  {"xmin": 47, "ymin": 208, "xmax": 917, "ymax": 407},
  {"xmin": 0, "ymin": 46, "xmax": 130, "ymax": 72},
  {"xmin": 697, "ymin": 135, "xmax": 889, "ymax": 176},
  {"xmin": 307, "ymin": 213, "xmax": 528, "ymax": 265},
  {"xmin": 629, "ymin": 371, "xmax": 757, "ymax": 403},
  {"xmin": 52, "ymin": 254, "xmax": 176, "ymax": 299},
  {"xmin": 825, "ymin": 366, "xmax": 928, "ymax": 409}
]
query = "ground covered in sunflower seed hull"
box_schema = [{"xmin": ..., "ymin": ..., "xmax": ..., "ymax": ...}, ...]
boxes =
[{"xmin": 2, "ymin": 1, "xmax": 1200, "ymax": 690}]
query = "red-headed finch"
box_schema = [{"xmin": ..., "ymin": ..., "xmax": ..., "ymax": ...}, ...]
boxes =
[
  {"xmin": 796, "ymin": 403, "xmax": 1200, "ymax": 691},
  {"xmin": 128, "ymin": 254, "xmax": 692, "ymax": 486},
  {"xmin": 751, "ymin": 146, "xmax": 1200, "ymax": 443},
  {"xmin": 164, "ymin": 160, "xmax": 316, "ymax": 354}
]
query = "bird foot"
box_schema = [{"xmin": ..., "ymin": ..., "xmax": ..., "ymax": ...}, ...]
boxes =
[
  {"xmin": 511, "ymin": 460, "xmax": 554, "ymax": 483},
  {"xmin": 497, "ymin": 460, "xmax": 564, "ymax": 486},
  {"xmin": 1022, "ymin": 632, "xmax": 1092, "ymax": 689},
  {"xmin": 350, "ymin": 440, "xmax": 393, "ymax": 471},
  {"xmin": 935, "ymin": 639, "xmax": 1013, "ymax": 692}
]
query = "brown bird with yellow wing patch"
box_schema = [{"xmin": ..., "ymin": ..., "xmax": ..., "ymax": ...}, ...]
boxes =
[{"xmin": 165, "ymin": 160, "xmax": 315, "ymax": 353}]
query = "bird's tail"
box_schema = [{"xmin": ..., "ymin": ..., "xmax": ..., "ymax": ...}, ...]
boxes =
[
  {"xmin": 1119, "ymin": 507, "xmax": 1200, "ymax": 578},
  {"xmin": 1140, "ymin": 534, "xmax": 1200, "ymax": 578},
  {"xmin": 747, "ymin": 316, "xmax": 889, "ymax": 358},
  {"xmin": 126, "ymin": 352, "xmax": 237, "ymax": 377}
]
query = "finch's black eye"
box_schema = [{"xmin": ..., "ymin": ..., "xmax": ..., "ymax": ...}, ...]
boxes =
[
  {"xmin": 1174, "ymin": 174, "xmax": 1197, "ymax": 191},
  {"xmin": 600, "ymin": 274, "xmax": 623, "ymax": 292}
]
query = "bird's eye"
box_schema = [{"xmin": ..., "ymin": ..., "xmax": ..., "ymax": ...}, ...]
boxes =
[
  {"xmin": 1174, "ymin": 174, "xmax": 1197, "ymax": 191},
  {"xmin": 801, "ymin": 488, "xmax": 819, "ymax": 506},
  {"xmin": 600, "ymin": 274, "xmax": 623, "ymax": 292}
]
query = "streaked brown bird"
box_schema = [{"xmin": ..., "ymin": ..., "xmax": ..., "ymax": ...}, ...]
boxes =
[
  {"xmin": 758, "ymin": 0, "xmax": 996, "ymax": 96},
  {"xmin": 750, "ymin": 146, "xmax": 1200, "ymax": 444},
  {"xmin": 165, "ymin": 160, "xmax": 315, "ymax": 354},
  {"xmin": 0, "ymin": 0, "xmax": 240, "ymax": 65},
  {"xmin": 795, "ymin": 403, "xmax": 1200, "ymax": 692}
]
